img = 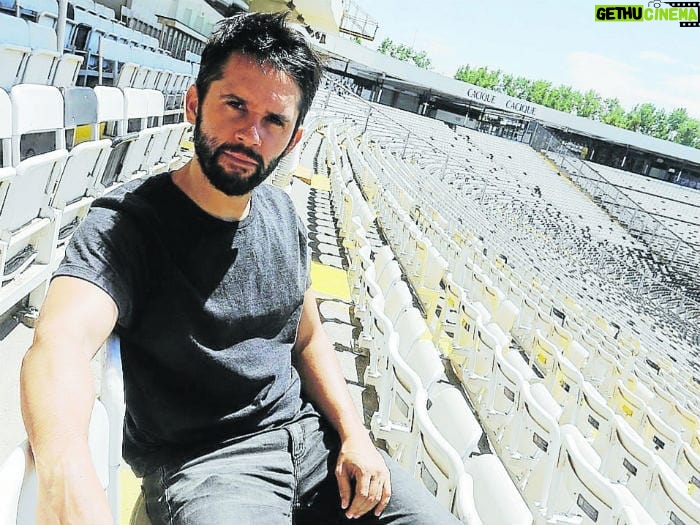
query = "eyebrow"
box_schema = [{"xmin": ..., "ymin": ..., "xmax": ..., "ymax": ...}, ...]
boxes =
[{"xmin": 220, "ymin": 94, "xmax": 292, "ymax": 125}]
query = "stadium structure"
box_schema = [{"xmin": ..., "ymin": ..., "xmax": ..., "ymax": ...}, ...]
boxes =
[{"xmin": 0, "ymin": 0, "xmax": 699, "ymax": 523}]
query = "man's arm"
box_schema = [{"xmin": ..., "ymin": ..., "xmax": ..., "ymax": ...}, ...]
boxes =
[
  {"xmin": 293, "ymin": 289, "xmax": 391, "ymax": 519},
  {"xmin": 20, "ymin": 276, "xmax": 118, "ymax": 525}
]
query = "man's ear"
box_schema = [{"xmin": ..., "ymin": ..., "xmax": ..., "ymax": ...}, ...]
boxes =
[
  {"xmin": 185, "ymin": 85, "xmax": 199, "ymax": 124},
  {"xmin": 284, "ymin": 127, "xmax": 304, "ymax": 155}
]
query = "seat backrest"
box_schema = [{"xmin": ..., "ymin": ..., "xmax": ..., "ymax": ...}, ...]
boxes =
[
  {"xmin": 646, "ymin": 457, "xmax": 700, "ymax": 525},
  {"xmin": 427, "ymin": 384, "xmax": 482, "ymax": 460},
  {"xmin": 601, "ymin": 415, "xmax": 656, "ymax": 502},
  {"xmin": 0, "ymin": 89, "xmax": 11, "ymax": 168},
  {"xmin": 123, "ymin": 87, "xmax": 149, "ymax": 132},
  {"xmin": 545, "ymin": 426, "xmax": 621, "ymax": 524},
  {"xmin": 94, "ymin": 86, "xmax": 126, "ymax": 137},
  {"xmin": 63, "ymin": 86, "xmax": 99, "ymax": 143},
  {"xmin": 404, "ymin": 339, "xmax": 446, "ymax": 390},
  {"xmin": 394, "ymin": 307, "xmax": 428, "ymax": 358},
  {"xmin": 10, "ymin": 83, "xmax": 64, "ymax": 165},
  {"xmin": 0, "ymin": 148, "xmax": 66, "ymax": 233},
  {"xmin": 22, "ymin": 21, "xmax": 59, "ymax": 85},
  {"xmin": 413, "ymin": 388, "xmax": 466, "ymax": 510},
  {"xmin": 575, "ymin": 381, "xmax": 617, "ymax": 458},
  {"xmin": 0, "ymin": 14, "xmax": 30, "ymax": 91}
]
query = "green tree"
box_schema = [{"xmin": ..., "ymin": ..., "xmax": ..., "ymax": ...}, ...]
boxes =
[
  {"xmin": 377, "ymin": 37, "xmax": 432, "ymax": 69},
  {"xmin": 451, "ymin": 63, "xmax": 700, "ymax": 148},
  {"xmin": 626, "ymin": 103, "xmax": 657, "ymax": 134},
  {"xmin": 498, "ymin": 73, "xmax": 516, "ymax": 96},
  {"xmin": 601, "ymin": 98, "xmax": 628, "ymax": 127},
  {"xmin": 455, "ymin": 65, "xmax": 500, "ymax": 88},
  {"xmin": 545, "ymin": 85, "xmax": 578, "ymax": 113},
  {"xmin": 578, "ymin": 90, "xmax": 603, "ymax": 119},
  {"xmin": 668, "ymin": 108, "xmax": 689, "ymax": 137},
  {"xmin": 675, "ymin": 118, "xmax": 699, "ymax": 147},
  {"xmin": 526, "ymin": 80, "xmax": 552, "ymax": 105}
]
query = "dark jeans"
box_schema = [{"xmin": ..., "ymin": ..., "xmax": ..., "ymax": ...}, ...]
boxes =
[{"xmin": 141, "ymin": 414, "xmax": 462, "ymax": 524}]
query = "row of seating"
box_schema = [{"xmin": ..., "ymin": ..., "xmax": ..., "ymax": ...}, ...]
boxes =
[
  {"xmin": 339, "ymin": 86, "xmax": 698, "ymax": 382},
  {"xmin": 321, "ymin": 120, "xmax": 663, "ymax": 523},
  {"xmin": 358, "ymin": 94, "xmax": 698, "ymax": 350},
  {"xmin": 0, "ymin": 83, "xmax": 191, "ymax": 316},
  {"xmin": 546, "ymin": 151, "xmax": 700, "ymax": 302},
  {"xmin": 310, "ymin": 96, "xmax": 700, "ymax": 520},
  {"xmin": 342, "ymin": 113, "xmax": 700, "ymax": 453},
  {"xmin": 0, "ymin": 7, "xmax": 198, "ymax": 99},
  {"xmin": 315, "ymin": 124, "xmax": 531, "ymax": 525},
  {"xmin": 0, "ymin": 11, "xmax": 83, "ymax": 89}
]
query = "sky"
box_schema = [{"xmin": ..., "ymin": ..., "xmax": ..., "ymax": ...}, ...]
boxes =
[{"xmin": 349, "ymin": 0, "xmax": 700, "ymax": 118}]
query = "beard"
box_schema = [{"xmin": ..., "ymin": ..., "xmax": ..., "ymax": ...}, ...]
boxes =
[{"xmin": 193, "ymin": 113, "xmax": 286, "ymax": 196}]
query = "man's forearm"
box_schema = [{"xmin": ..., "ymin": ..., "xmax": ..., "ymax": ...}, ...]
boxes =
[
  {"xmin": 21, "ymin": 340, "xmax": 99, "ymax": 475},
  {"xmin": 295, "ymin": 329, "xmax": 368, "ymax": 441},
  {"xmin": 294, "ymin": 289, "xmax": 368, "ymax": 440}
]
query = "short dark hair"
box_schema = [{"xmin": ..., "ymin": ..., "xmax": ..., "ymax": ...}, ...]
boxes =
[{"xmin": 196, "ymin": 12, "xmax": 323, "ymax": 127}]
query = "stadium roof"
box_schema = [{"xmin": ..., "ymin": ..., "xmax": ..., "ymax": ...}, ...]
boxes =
[{"xmin": 314, "ymin": 32, "xmax": 700, "ymax": 166}]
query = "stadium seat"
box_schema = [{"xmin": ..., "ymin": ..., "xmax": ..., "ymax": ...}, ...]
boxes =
[
  {"xmin": 355, "ymin": 248, "xmax": 382, "ymax": 334},
  {"xmin": 639, "ymin": 405, "xmax": 683, "ymax": 469},
  {"xmin": 0, "ymin": 89, "xmax": 10, "ymax": 167},
  {"xmin": 428, "ymin": 272, "xmax": 464, "ymax": 353},
  {"xmin": 574, "ymin": 380, "xmax": 617, "ymax": 457},
  {"xmin": 94, "ymin": 85, "xmax": 125, "ymax": 136},
  {"xmin": 0, "ymin": 13, "xmax": 31, "ymax": 90},
  {"xmin": 601, "ymin": 415, "xmax": 657, "ymax": 503},
  {"xmin": 0, "ymin": 85, "xmax": 66, "ymax": 310},
  {"xmin": 504, "ymin": 382, "xmax": 562, "ymax": 506},
  {"xmin": 544, "ymin": 350, "xmax": 585, "ymax": 424},
  {"xmin": 675, "ymin": 443, "xmax": 700, "ymax": 504},
  {"xmin": 363, "ymin": 294, "xmax": 393, "ymax": 386},
  {"xmin": 412, "ymin": 386, "xmax": 483, "ymax": 521},
  {"xmin": 52, "ymin": 87, "xmax": 111, "ymax": 245},
  {"xmin": 462, "ymin": 454, "xmax": 533, "ymax": 525},
  {"xmin": 543, "ymin": 425, "xmax": 656, "ymax": 524},
  {"xmin": 0, "ymin": 149, "xmax": 64, "ymax": 306},
  {"xmin": 491, "ymin": 297, "xmax": 519, "ymax": 334},
  {"xmin": 371, "ymin": 333, "xmax": 428, "ymax": 467},
  {"xmin": 527, "ymin": 329, "xmax": 557, "ymax": 378},
  {"xmin": 448, "ymin": 300, "xmax": 489, "ymax": 379},
  {"xmin": 394, "ymin": 306, "xmax": 429, "ymax": 358},
  {"xmin": 22, "ymin": 20, "xmax": 60, "ymax": 85},
  {"xmin": 645, "ymin": 456, "xmax": 700, "ymax": 525},
  {"xmin": 482, "ymin": 345, "xmax": 534, "ymax": 445},
  {"xmin": 459, "ymin": 322, "xmax": 504, "ymax": 406},
  {"xmin": 382, "ymin": 277, "xmax": 413, "ymax": 326}
]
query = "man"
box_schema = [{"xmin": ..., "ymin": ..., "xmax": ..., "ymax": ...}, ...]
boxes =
[{"xmin": 20, "ymin": 12, "xmax": 462, "ymax": 525}]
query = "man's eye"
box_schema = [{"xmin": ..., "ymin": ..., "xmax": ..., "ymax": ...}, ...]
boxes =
[
  {"xmin": 227, "ymin": 100, "xmax": 243, "ymax": 109},
  {"xmin": 267, "ymin": 116, "xmax": 285, "ymax": 127}
]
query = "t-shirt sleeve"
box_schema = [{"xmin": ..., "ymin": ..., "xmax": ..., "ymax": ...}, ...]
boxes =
[{"xmin": 53, "ymin": 206, "xmax": 146, "ymax": 328}]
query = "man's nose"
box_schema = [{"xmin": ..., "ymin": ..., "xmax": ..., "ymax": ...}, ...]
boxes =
[{"xmin": 235, "ymin": 121, "xmax": 262, "ymax": 146}]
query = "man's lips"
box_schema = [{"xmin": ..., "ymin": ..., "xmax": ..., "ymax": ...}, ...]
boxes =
[{"xmin": 221, "ymin": 150, "xmax": 259, "ymax": 167}]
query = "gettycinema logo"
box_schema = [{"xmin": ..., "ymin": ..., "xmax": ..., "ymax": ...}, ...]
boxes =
[{"xmin": 595, "ymin": 2, "xmax": 700, "ymax": 26}]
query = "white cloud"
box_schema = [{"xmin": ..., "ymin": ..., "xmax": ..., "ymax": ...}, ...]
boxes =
[
  {"xmin": 414, "ymin": 37, "xmax": 461, "ymax": 76},
  {"xmin": 639, "ymin": 50, "xmax": 679, "ymax": 64},
  {"xmin": 566, "ymin": 51, "xmax": 700, "ymax": 118},
  {"xmin": 567, "ymin": 51, "xmax": 642, "ymax": 104}
]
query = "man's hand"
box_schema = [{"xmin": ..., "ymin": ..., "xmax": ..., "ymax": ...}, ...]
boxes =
[
  {"xmin": 335, "ymin": 433, "xmax": 391, "ymax": 519},
  {"xmin": 35, "ymin": 455, "xmax": 113, "ymax": 525}
]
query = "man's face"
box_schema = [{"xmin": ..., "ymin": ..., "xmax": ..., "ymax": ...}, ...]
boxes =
[{"xmin": 187, "ymin": 53, "xmax": 303, "ymax": 196}]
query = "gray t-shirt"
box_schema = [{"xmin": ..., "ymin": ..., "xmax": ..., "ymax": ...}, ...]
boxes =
[{"xmin": 55, "ymin": 173, "xmax": 313, "ymax": 475}]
